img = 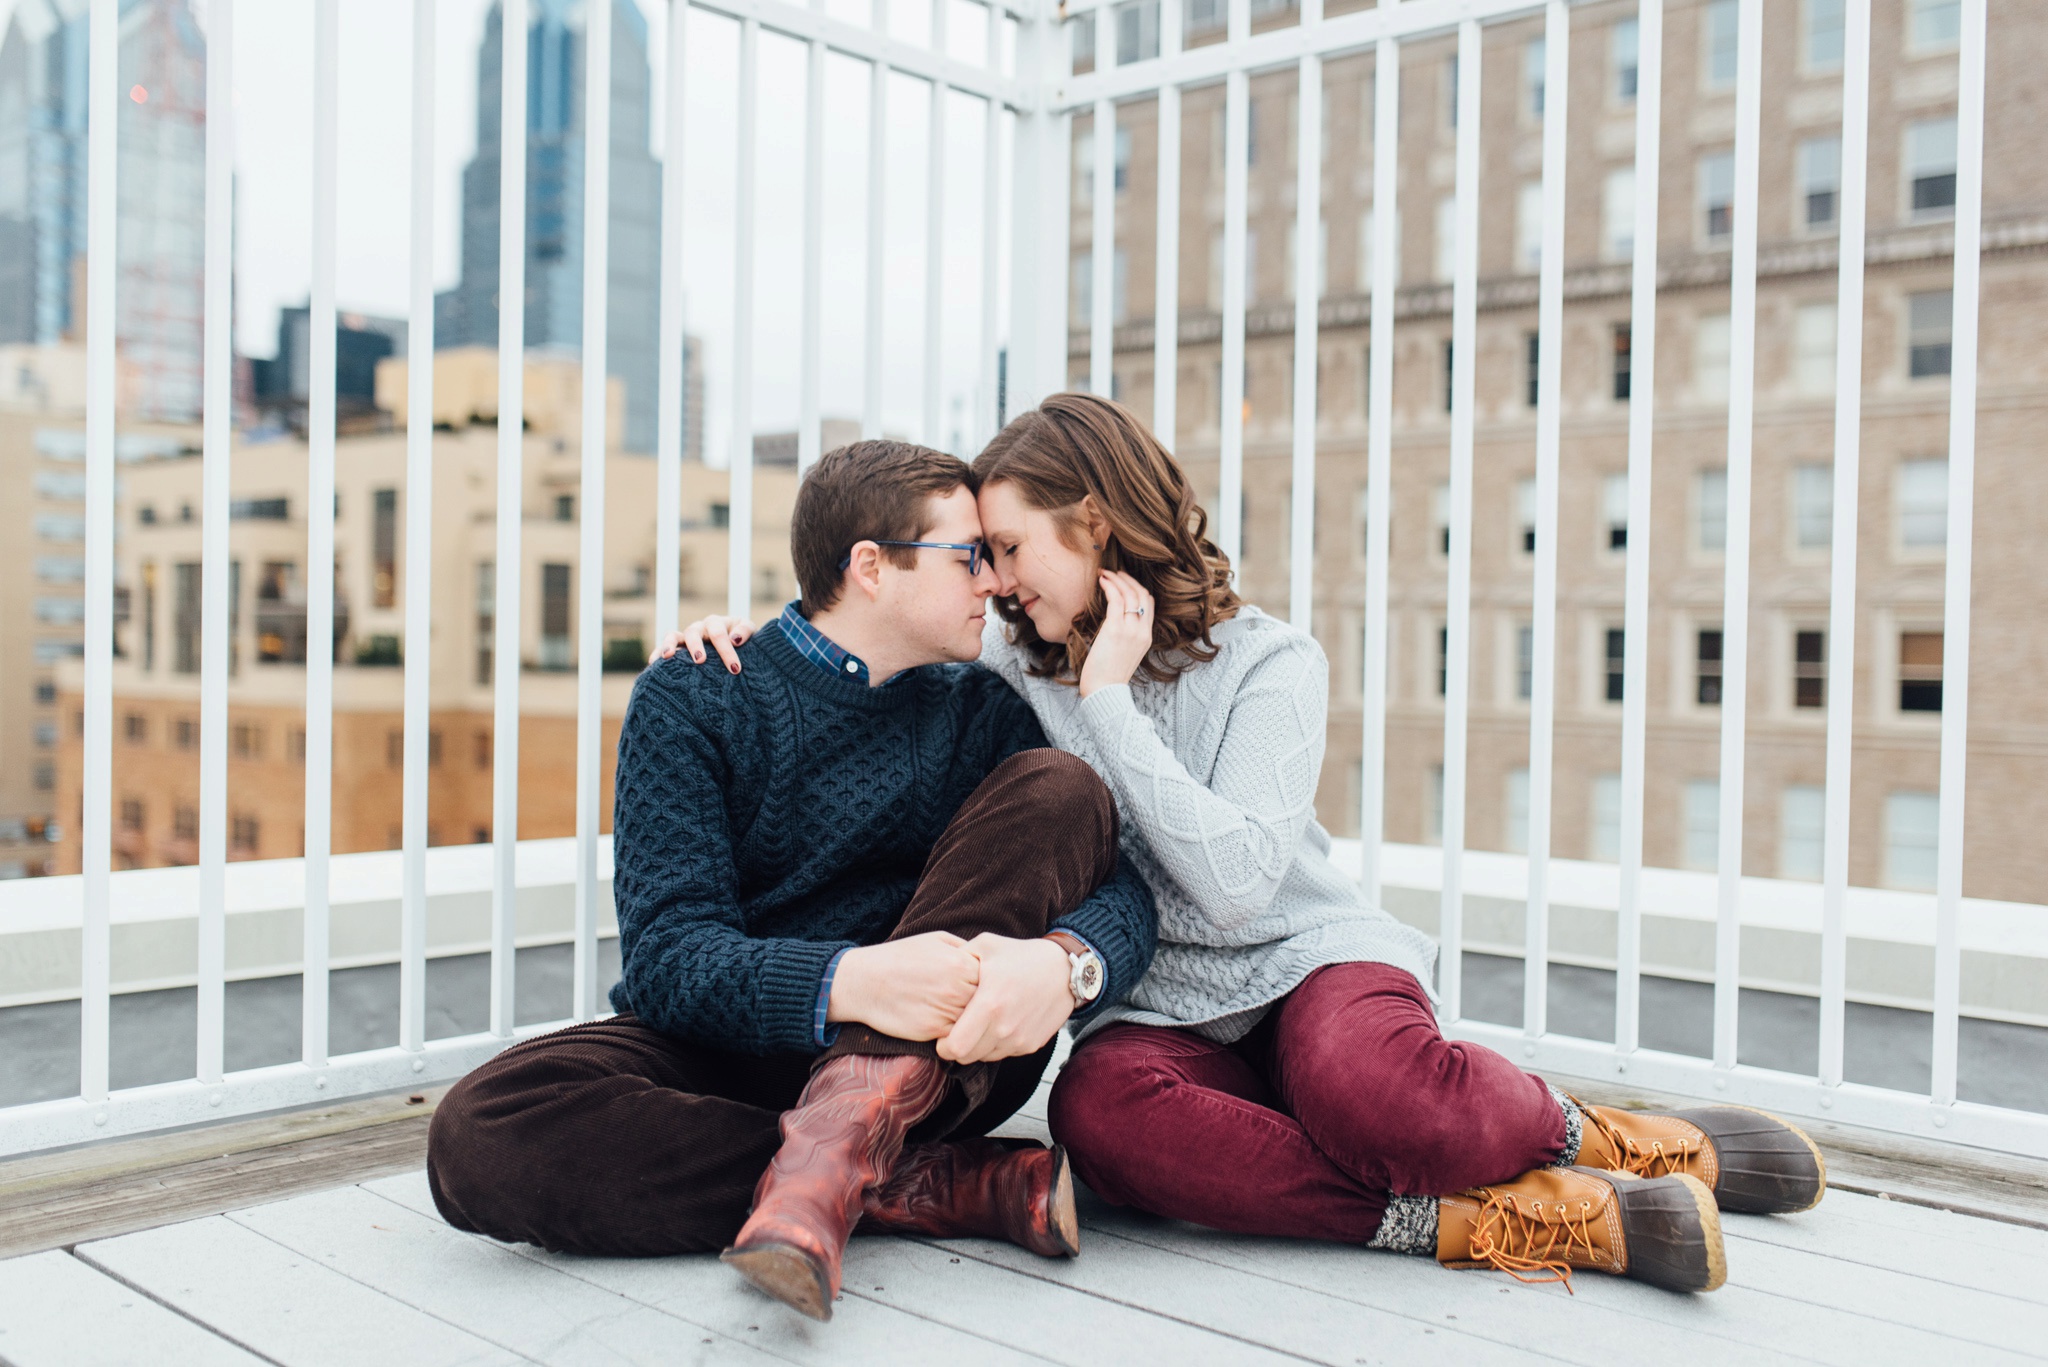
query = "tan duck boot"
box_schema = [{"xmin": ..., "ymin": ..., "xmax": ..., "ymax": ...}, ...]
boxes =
[
  {"xmin": 859, "ymin": 1139, "xmax": 1081, "ymax": 1258},
  {"xmin": 722, "ymin": 1053, "xmax": 948, "ymax": 1321},
  {"xmin": 1570, "ymin": 1098, "xmax": 1827, "ymax": 1215},
  {"xmin": 1437, "ymin": 1166, "xmax": 1727, "ymax": 1294}
]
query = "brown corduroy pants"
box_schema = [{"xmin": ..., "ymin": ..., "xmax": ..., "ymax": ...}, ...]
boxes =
[{"xmin": 426, "ymin": 749, "xmax": 1119, "ymax": 1257}]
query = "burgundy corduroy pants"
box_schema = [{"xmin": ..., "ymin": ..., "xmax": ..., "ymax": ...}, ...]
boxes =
[{"xmin": 427, "ymin": 749, "xmax": 1119, "ymax": 1257}]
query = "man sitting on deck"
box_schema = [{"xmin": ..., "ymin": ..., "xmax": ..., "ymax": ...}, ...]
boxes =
[{"xmin": 426, "ymin": 440, "xmax": 1157, "ymax": 1322}]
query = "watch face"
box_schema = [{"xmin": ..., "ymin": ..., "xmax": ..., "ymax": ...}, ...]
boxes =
[{"xmin": 1075, "ymin": 955, "xmax": 1103, "ymax": 1001}]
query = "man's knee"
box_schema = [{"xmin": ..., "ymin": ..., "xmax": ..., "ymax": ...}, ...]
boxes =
[{"xmin": 988, "ymin": 749, "xmax": 1117, "ymax": 855}]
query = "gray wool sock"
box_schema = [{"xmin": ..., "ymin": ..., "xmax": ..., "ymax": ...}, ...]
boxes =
[
  {"xmin": 1549, "ymin": 1084, "xmax": 1584, "ymax": 1166},
  {"xmin": 1366, "ymin": 1193, "xmax": 1439, "ymax": 1257}
]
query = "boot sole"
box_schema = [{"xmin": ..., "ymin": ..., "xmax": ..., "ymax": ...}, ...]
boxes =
[
  {"xmin": 1672, "ymin": 1104, "xmax": 1829, "ymax": 1216},
  {"xmin": 1047, "ymin": 1144, "xmax": 1082, "ymax": 1258},
  {"xmin": 722, "ymin": 1242, "xmax": 834, "ymax": 1322},
  {"xmin": 1606, "ymin": 1170, "xmax": 1728, "ymax": 1294},
  {"xmin": 1711, "ymin": 1104, "xmax": 1828, "ymax": 1215}
]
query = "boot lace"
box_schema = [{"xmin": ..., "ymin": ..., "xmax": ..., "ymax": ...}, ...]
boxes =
[
  {"xmin": 1465, "ymin": 1190, "xmax": 1601, "ymax": 1294},
  {"xmin": 1576, "ymin": 1100, "xmax": 1702, "ymax": 1179}
]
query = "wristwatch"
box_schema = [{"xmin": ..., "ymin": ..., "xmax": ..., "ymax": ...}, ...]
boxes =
[{"xmin": 1044, "ymin": 931, "xmax": 1105, "ymax": 1010}]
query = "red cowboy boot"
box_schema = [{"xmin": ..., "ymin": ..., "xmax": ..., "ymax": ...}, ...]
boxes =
[
  {"xmin": 722, "ymin": 1053, "xmax": 948, "ymax": 1321},
  {"xmin": 859, "ymin": 1139, "xmax": 1081, "ymax": 1258}
]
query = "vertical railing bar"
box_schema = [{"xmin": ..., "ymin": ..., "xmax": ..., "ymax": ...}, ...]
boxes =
[
  {"xmin": 655, "ymin": 0, "xmax": 688, "ymax": 646},
  {"xmin": 1006, "ymin": 17, "xmax": 1041, "ymax": 410},
  {"xmin": 195, "ymin": 0, "xmax": 234, "ymax": 1087},
  {"xmin": 799, "ymin": 24, "xmax": 825, "ymax": 470},
  {"xmin": 926, "ymin": 57, "xmax": 949, "ymax": 445},
  {"xmin": 1285, "ymin": 2, "xmax": 1321, "ymax": 630},
  {"xmin": 491, "ymin": 0, "xmax": 530, "ymax": 1039},
  {"xmin": 304, "ymin": 0, "xmax": 340, "ymax": 1071},
  {"xmin": 728, "ymin": 17, "xmax": 758, "ymax": 619},
  {"xmin": 1441, "ymin": 16, "xmax": 1480, "ymax": 1030},
  {"xmin": 1712, "ymin": 0, "xmax": 1764, "ymax": 1074},
  {"xmin": 1818, "ymin": 0, "xmax": 1871, "ymax": 1091},
  {"xmin": 1152, "ymin": 0, "xmax": 1183, "ymax": 449},
  {"xmin": 1931, "ymin": 0, "xmax": 1986, "ymax": 1111},
  {"xmin": 1089, "ymin": 5, "xmax": 1115, "ymax": 400},
  {"xmin": 864, "ymin": 11, "xmax": 887, "ymax": 440},
  {"xmin": 80, "ymin": 0, "xmax": 117, "ymax": 1105},
  {"xmin": 1217, "ymin": 2, "xmax": 1248, "ymax": 569},
  {"xmin": 574, "ymin": 0, "xmax": 613, "ymax": 1024},
  {"xmin": 1615, "ymin": 0, "xmax": 1663, "ymax": 1061},
  {"xmin": 401, "ymin": 0, "xmax": 437, "ymax": 1056},
  {"xmin": 1359, "ymin": 23, "xmax": 1398, "ymax": 919},
  {"xmin": 1524, "ymin": 0, "xmax": 1566, "ymax": 1043},
  {"xmin": 977, "ymin": 7, "xmax": 1003, "ymax": 450}
]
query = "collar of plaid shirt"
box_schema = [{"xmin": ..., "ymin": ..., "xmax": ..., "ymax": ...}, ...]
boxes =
[{"xmin": 777, "ymin": 600, "xmax": 905, "ymax": 686}]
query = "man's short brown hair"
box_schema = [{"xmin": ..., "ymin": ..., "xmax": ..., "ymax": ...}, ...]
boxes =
[{"xmin": 790, "ymin": 440, "xmax": 973, "ymax": 614}]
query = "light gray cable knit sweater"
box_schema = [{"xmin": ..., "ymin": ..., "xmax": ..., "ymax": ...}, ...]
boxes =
[{"xmin": 979, "ymin": 607, "xmax": 1439, "ymax": 1043}]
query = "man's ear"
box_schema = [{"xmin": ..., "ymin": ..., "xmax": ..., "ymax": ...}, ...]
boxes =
[{"xmin": 841, "ymin": 540, "xmax": 887, "ymax": 602}]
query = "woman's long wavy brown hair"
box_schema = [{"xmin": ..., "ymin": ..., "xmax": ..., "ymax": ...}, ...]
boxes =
[{"xmin": 973, "ymin": 392, "xmax": 1241, "ymax": 683}]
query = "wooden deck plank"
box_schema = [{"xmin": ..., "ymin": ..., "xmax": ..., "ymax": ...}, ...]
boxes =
[
  {"xmin": 226, "ymin": 1184, "xmax": 799, "ymax": 1367},
  {"xmin": 1076, "ymin": 1196, "xmax": 2025, "ymax": 1367},
  {"xmin": 75, "ymin": 1216, "xmax": 523, "ymax": 1367},
  {"xmin": 363, "ymin": 1171, "xmax": 1066, "ymax": 1367},
  {"xmin": 0, "ymin": 1248, "xmax": 266, "ymax": 1367},
  {"xmin": 1723, "ymin": 1193, "xmax": 2048, "ymax": 1303}
]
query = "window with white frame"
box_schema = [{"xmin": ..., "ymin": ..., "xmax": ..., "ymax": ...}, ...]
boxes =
[
  {"xmin": 1517, "ymin": 182, "xmax": 1543, "ymax": 274},
  {"xmin": 1885, "ymin": 791, "xmax": 1940, "ymax": 890},
  {"xmin": 1525, "ymin": 333, "xmax": 1540, "ymax": 408},
  {"xmin": 1908, "ymin": 290, "xmax": 1953, "ymax": 377},
  {"xmin": 1696, "ymin": 627, "xmax": 1724, "ymax": 704},
  {"xmin": 1074, "ymin": 126, "xmax": 1134, "ymax": 201},
  {"xmin": 1516, "ymin": 477, "xmax": 1536, "ymax": 554},
  {"xmin": 1603, "ymin": 167, "xmax": 1636, "ymax": 262},
  {"xmin": 1603, "ymin": 473, "xmax": 1629, "ymax": 550},
  {"xmin": 1804, "ymin": 0, "xmax": 1845, "ymax": 72},
  {"xmin": 1684, "ymin": 779, "xmax": 1721, "ymax": 870},
  {"xmin": 1698, "ymin": 467, "xmax": 1729, "ymax": 552},
  {"xmin": 1794, "ymin": 629, "xmax": 1827, "ymax": 709},
  {"xmin": 1435, "ymin": 196, "xmax": 1458, "ymax": 284},
  {"xmin": 1612, "ymin": 18, "xmax": 1639, "ymax": 102},
  {"xmin": 1898, "ymin": 457, "xmax": 1948, "ymax": 548},
  {"xmin": 1432, "ymin": 482, "xmax": 1451, "ymax": 555},
  {"xmin": 1116, "ymin": 1, "xmax": 1161, "ymax": 65},
  {"xmin": 1524, "ymin": 38, "xmax": 1546, "ymax": 119},
  {"xmin": 1591, "ymin": 774, "xmax": 1621, "ymax": 862},
  {"xmin": 1699, "ymin": 151, "xmax": 1735, "ymax": 242},
  {"xmin": 1795, "ymin": 301, "xmax": 1836, "ymax": 396},
  {"xmin": 1908, "ymin": 0, "xmax": 1961, "ymax": 52},
  {"xmin": 1899, "ymin": 630, "xmax": 1944, "ymax": 711},
  {"xmin": 1799, "ymin": 136, "xmax": 1841, "ymax": 231},
  {"xmin": 1794, "ymin": 462, "xmax": 1833, "ymax": 549},
  {"xmin": 1613, "ymin": 325, "xmax": 1632, "ymax": 401},
  {"xmin": 1515, "ymin": 623, "xmax": 1533, "ymax": 701},
  {"xmin": 1906, "ymin": 117, "xmax": 1958, "ymax": 218},
  {"xmin": 1781, "ymin": 785, "xmax": 1825, "ymax": 880},
  {"xmin": 1695, "ymin": 313, "xmax": 1732, "ymax": 401},
  {"xmin": 1436, "ymin": 624, "xmax": 1449, "ymax": 697},
  {"xmin": 1505, "ymin": 768, "xmax": 1530, "ymax": 854},
  {"xmin": 1605, "ymin": 628, "xmax": 1626, "ymax": 703},
  {"xmin": 1704, "ymin": 0, "xmax": 1739, "ymax": 88}
]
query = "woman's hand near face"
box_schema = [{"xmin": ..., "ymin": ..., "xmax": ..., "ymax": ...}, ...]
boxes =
[
  {"xmin": 1077, "ymin": 571, "xmax": 1156, "ymax": 699},
  {"xmin": 649, "ymin": 615, "xmax": 758, "ymax": 672}
]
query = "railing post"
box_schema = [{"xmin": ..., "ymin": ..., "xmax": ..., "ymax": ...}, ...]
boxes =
[
  {"xmin": 655, "ymin": 0, "xmax": 688, "ymax": 645},
  {"xmin": 1359, "ymin": 18, "xmax": 1399, "ymax": 919},
  {"xmin": 1285, "ymin": 2, "xmax": 1322, "ymax": 631},
  {"xmin": 727, "ymin": 16, "xmax": 759, "ymax": 620},
  {"xmin": 1151, "ymin": 0, "xmax": 1183, "ymax": 451}
]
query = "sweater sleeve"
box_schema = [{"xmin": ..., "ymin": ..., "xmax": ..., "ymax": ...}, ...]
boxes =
[
  {"xmin": 609, "ymin": 670, "xmax": 855, "ymax": 1055},
  {"xmin": 1074, "ymin": 634, "xmax": 1326, "ymax": 938}
]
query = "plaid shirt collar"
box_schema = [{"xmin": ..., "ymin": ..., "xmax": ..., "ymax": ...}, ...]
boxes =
[{"xmin": 778, "ymin": 601, "xmax": 904, "ymax": 686}]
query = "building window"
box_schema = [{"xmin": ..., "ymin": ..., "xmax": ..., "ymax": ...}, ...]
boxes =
[
  {"xmin": 1794, "ymin": 630, "xmax": 1826, "ymax": 709},
  {"xmin": 1704, "ymin": 0, "xmax": 1739, "ymax": 88},
  {"xmin": 1524, "ymin": 333, "xmax": 1540, "ymax": 408},
  {"xmin": 1436, "ymin": 625, "xmax": 1449, "ymax": 697},
  {"xmin": 1505, "ymin": 768, "xmax": 1530, "ymax": 854},
  {"xmin": 1516, "ymin": 624, "xmax": 1534, "ymax": 701},
  {"xmin": 1517, "ymin": 478, "xmax": 1537, "ymax": 554},
  {"xmin": 372, "ymin": 488, "xmax": 398, "ymax": 608},
  {"xmin": 1524, "ymin": 37, "xmax": 1546, "ymax": 118},
  {"xmin": 541, "ymin": 564, "xmax": 573, "ymax": 670},
  {"xmin": 1591, "ymin": 774, "xmax": 1622, "ymax": 861},
  {"xmin": 1684, "ymin": 779, "xmax": 1721, "ymax": 871},
  {"xmin": 289, "ymin": 727, "xmax": 306, "ymax": 762},
  {"xmin": 475, "ymin": 729, "xmax": 493, "ymax": 769},
  {"xmin": 1781, "ymin": 785, "xmax": 1825, "ymax": 880},
  {"xmin": 256, "ymin": 560, "xmax": 307, "ymax": 664},
  {"xmin": 173, "ymin": 805, "xmax": 199, "ymax": 841},
  {"xmin": 1605, "ymin": 628, "xmax": 1626, "ymax": 703},
  {"xmin": 1908, "ymin": 0, "xmax": 1961, "ymax": 52},
  {"xmin": 1603, "ymin": 473, "xmax": 1629, "ymax": 551},
  {"xmin": 709, "ymin": 503, "xmax": 730, "ymax": 529},
  {"xmin": 1424, "ymin": 764, "xmax": 1446, "ymax": 844},
  {"xmin": 1602, "ymin": 168, "xmax": 1636, "ymax": 263},
  {"xmin": 476, "ymin": 561, "xmax": 495, "ymax": 686},
  {"xmin": 1899, "ymin": 631, "xmax": 1943, "ymax": 712},
  {"xmin": 123, "ymin": 712, "xmax": 147, "ymax": 744},
  {"xmin": 1517, "ymin": 183, "xmax": 1543, "ymax": 274},
  {"xmin": 1906, "ymin": 118, "xmax": 1958, "ymax": 218},
  {"xmin": 553, "ymin": 494, "xmax": 575, "ymax": 523},
  {"xmin": 1794, "ymin": 463, "xmax": 1833, "ymax": 549},
  {"xmin": 231, "ymin": 814, "xmax": 260, "ymax": 854},
  {"xmin": 1805, "ymin": 0, "xmax": 1845, "ymax": 70},
  {"xmin": 1695, "ymin": 314, "xmax": 1732, "ymax": 402},
  {"xmin": 387, "ymin": 729, "xmax": 404, "ymax": 769},
  {"xmin": 1798, "ymin": 136, "xmax": 1841, "ymax": 231},
  {"xmin": 1697, "ymin": 629, "xmax": 1724, "ymax": 705},
  {"xmin": 1699, "ymin": 152, "xmax": 1735, "ymax": 241},
  {"xmin": 174, "ymin": 562, "xmax": 202, "ymax": 675},
  {"xmin": 1432, "ymin": 483, "xmax": 1451, "ymax": 555},
  {"xmin": 1442, "ymin": 338, "xmax": 1455, "ymax": 413},
  {"xmin": 1446, "ymin": 53, "xmax": 1459, "ymax": 129},
  {"xmin": 1884, "ymin": 792, "xmax": 1940, "ymax": 890},
  {"xmin": 1898, "ymin": 457, "xmax": 1948, "ymax": 547},
  {"xmin": 1795, "ymin": 302, "xmax": 1837, "ymax": 396},
  {"xmin": 119, "ymin": 799, "xmax": 145, "ymax": 833},
  {"xmin": 33, "ymin": 762, "xmax": 54, "ymax": 791},
  {"xmin": 429, "ymin": 729, "xmax": 443, "ymax": 766},
  {"xmin": 1612, "ymin": 325, "xmax": 1632, "ymax": 401},
  {"xmin": 141, "ymin": 561, "xmax": 156, "ymax": 671},
  {"xmin": 232, "ymin": 722, "xmax": 264, "ymax": 760},
  {"xmin": 1116, "ymin": 3, "xmax": 1159, "ymax": 65},
  {"xmin": 1697, "ymin": 468, "xmax": 1729, "ymax": 552},
  {"xmin": 1907, "ymin": 290, "xmax": 1953, "ymax": 378},
  {"xmin": 175, "ymin": 717, "xmax": 198, "ymax": 750},
  {"xmin": 1613, "ymin": 18, "xmax": 1639, "ymax": 101}
]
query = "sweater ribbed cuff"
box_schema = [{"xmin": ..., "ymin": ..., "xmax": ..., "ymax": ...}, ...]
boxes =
[{"xmin": 757, "ymin": 938, "xmax": 859, "ymax": 1055}]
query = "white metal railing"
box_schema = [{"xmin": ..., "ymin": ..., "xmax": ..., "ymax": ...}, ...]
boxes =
[{"xmin": 5, "ymin": 0, "xmax": 2035, "ymax": 1164}]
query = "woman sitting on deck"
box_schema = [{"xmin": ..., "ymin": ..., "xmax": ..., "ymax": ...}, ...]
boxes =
[{"xmin": 667, "ymin": 392, "xmax": 1827, "ymax": 1295}]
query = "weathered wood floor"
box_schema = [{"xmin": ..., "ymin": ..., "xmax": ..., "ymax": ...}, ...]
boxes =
[{"xmin": 4, "ymin": 1079, "xmax": 2045, "ymax": 1366}]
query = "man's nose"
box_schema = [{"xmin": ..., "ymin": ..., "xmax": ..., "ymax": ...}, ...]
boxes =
[{"xmin": 973, "ymin": 561, "xmax": 1002, "ymax": 597}]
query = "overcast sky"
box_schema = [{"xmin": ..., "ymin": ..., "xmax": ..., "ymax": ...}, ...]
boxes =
[{"xmin": 2, "ymin": 0, "xmax": 1015, "ymax": 462}]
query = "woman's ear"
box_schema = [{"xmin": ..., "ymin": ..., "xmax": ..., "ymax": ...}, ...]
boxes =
[{"xmin": 1079, "ymin": 495, "xmax": 1114, "ymax": 558}]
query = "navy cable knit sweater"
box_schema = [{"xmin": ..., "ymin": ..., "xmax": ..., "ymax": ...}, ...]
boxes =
[{"xmin": 608, "ymin": 619, "xmax": 1158, "ymax": 1056}]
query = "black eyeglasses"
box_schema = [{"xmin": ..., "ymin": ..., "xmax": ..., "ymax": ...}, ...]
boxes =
[{"xmin": 838, "ymin": 541, "xmax": 989, "ymax": 575}]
